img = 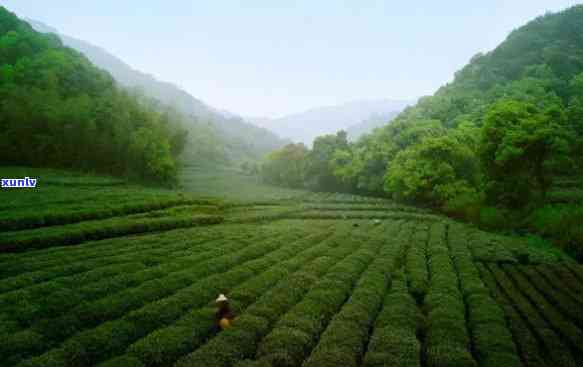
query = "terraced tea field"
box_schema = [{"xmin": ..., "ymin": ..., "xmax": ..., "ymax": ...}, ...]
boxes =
[{"xmin": 1, "ymin": 167, "xmax": 582, "ymax": 367}]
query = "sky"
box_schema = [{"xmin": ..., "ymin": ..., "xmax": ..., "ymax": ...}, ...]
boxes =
[{"xmin": 2, "ymin": 1, "xmax": 581, "ymax": 118}]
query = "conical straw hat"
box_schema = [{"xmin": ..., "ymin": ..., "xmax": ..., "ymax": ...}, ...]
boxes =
[{"xmin": 216, "ymin": 294, "xmax": 228, "ymax": 302}]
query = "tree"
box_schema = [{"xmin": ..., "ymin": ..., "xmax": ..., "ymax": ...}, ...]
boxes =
[
  {"xmin": 261, "ymin": 143, "xmax": 308, "ymax": 188},
  {"xmin": 480, "ymin": 100, "xmax": 570, "ymax": 207},
  {"xmin": 384, "ymin": 135, "xmax": 479, "ymax": 207},
  {"xmin": 305, "ymin": 131, "xmax": 349, "ymax": 191}
]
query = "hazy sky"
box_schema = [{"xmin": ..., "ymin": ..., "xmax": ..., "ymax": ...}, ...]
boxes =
[{"xmin": 3, "ymin": 1, "xmax": 581, "ymax": 117}]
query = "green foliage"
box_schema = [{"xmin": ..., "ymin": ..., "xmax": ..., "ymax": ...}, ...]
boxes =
[
  {"xmin": 480, "ymin": 100, "xmax": 570, "ymax": 207},
  {"xmin": 478, "ymin": 206, "xmax": 509, "ymax": 231},
  {"xmin": 0, "ymin": 7, "xmax": 185, "ymax": 183},
  {"xmin": 527, "ymin": 204, "xmax": 583, "ymax": 260},
  {"xmin": 259, "ymin": 6, "xmax": 583, "ymax": 256},
  {"xmin": 305, "ymin": 131, "xmax": 350, "ymax": 191},
  {"xmin": 385, "ymin": 135, "xmax": 480, "ymax": 207},
  {"xmin": 261, "ymin": 143, "xmax": 308, "ymax": 188}
]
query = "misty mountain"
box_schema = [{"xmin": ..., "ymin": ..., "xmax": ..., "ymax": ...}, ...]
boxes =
[
  {"xmin": 27, "ymin": 19, "xmax": 287, "ymax": 163},
  {"xmin": 250, "ymin": 99, "xmax": 413, "ymax": 145},
  {"xmin": 345, "ymin": 111, "xmax": 400, "ymax": 141}
]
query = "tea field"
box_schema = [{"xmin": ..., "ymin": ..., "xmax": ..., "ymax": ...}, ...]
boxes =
[{"xmin": 0, "ymin": 167, "xmax": 582, "ymax": 367}]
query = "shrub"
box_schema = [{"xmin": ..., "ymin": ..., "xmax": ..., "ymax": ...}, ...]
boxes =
[
  {"xmin": 426, "ymin": 343, "xmax": 476, "ymax": 367},
  {"xmin": 0, "ymin": 330, "xmax": 48, "ymax": 366},
  {"xmin": 364, "ymin": 328, "xmax": 420, "ymax": 367},
  {"xmin": 303, "ymin": 347, "xmax": 357, "ymax": 367},
  {"xmin": 527, "ymin": 204, "xmax": 583, "ymax": 260},
  {"xmin": 127, "ymin": 326, "xmax": 201, "ymax": 367},
  {"xmin": 478, "ymin": 206, "xmax": 508, "ymax": 231},
  {"xmin": 97, "ymin": 356, "xmax": 145, "ymax": 367},
  {"xmin": 61, "ymin": 320, "xmax": 140, "ymax": 366},
  {"xmin": 256, "ymin": 327, "xmax": 312, "ymax": 364}
]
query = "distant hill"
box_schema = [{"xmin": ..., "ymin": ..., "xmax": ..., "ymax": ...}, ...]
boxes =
[
  {"xmin": 27, "ymin": 19, "xmax": 288, "ymax": 163},
  {"xmin": 250, "ymin": 99, "xmax": 413, "ymax": 145},
  {"xmin": 346, "ymin": 111, "xmax": 400, "ymax": 141}
]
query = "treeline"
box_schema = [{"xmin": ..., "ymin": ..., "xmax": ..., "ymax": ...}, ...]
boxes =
[
  {"xmin": 0, "ymin": 7, "xmax": 187, "ymax": 183},
  {"xmin": 262, "ymin": 6, "xmax": 583, "ymax": 259}
]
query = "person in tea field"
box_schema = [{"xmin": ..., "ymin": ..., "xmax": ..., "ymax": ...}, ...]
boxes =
[{"xmin": 215, "ymin": 294, "xmax": 236, "ymax": 330}]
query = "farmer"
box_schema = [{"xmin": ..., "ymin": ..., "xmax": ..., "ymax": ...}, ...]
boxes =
[{"xmin": 215, "ymin": 294, "xmax": 236, "ymax": 330}]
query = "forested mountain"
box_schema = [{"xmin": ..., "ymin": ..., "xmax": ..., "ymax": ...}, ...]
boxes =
[
  {"xmin": 346, "ymin": 111, "xmax": 400, "ymax": 141},
  {"xmin": 28, "ymin": 19, "xmax": 288, "ymax": 164},
  {"xmin": 262, "ymin": 5, "xmax": 583, "ymax": 259},
  {"xmin": 250, "ymin": 99, "xmax": 412, "ymax": 145},
  {"xmin": 0, "ymin": 7, "xmax": 187, "ymax": 183}
]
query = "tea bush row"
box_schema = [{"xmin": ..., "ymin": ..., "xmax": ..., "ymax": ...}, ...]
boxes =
[
  {"xmin": 175, "ymin": 223, "xmax": 385, "ymax": 367},
  {"xmin": 448, "ymin": 224, "xmax": 520, "ymax": 366},
  {"xmin": 0, "ymin": 237, "xmax": 251, "ymax": 332},
  {"xmin": 0, "ymin": 223, "xmax": 270, "ymax": 277},
  {"xmin": 425, "ymin": 223, "xmax": 476, "ymax": 367},
  {"xmin": 363, "ymin": 271, "xmax": 422, "ymax": 367},
  {"xmin": 476, "ymin": 263, "xmax": 548, "ymax": 367},
  {"xmin": 0, "ymin": 230, "xmax": 225, "ymax": 294},
  {"xmin": 518, "ymin": 266, "xmax": 583, "ymax": 328},
  {"xmin": 252, "ymin": 228, "xmax": 386, "ymax": 367},
  {"xmin": 117, "ymin": 227, "xmax": 343, "ymax": 367},
  {"xmin": 0, "ymin": 199, "xmax": 217, "ymax": 231},
  {"xmin": 302, "ymin": 222, "xmax": 402, "ymax": 367},
  {"xmin": 535, "ymin": 265, "xmax": 583, "ymax": 302},
  {"xmin": 406, "ymin": 222, "xmax": 429, "ymax": 301},
  {"xmin": 5, "ymin": 231, "xmax": 305, "ymax": 366},
  {"xmin": 502, "ymin": 265, "xmax": 583, "ymax": 352},
  {"xmin": 486, "ymin": 264, "xmax": 577, "ymax": 366},
  {"xmin": 1, "ymin": 214, "xmax": 224, "ymax": 253},
  {"xmin": 0, "ymin": 229, "xmax": 271, "ymax": 331}
]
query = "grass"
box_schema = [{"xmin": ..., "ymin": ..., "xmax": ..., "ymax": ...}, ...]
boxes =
[{"xmin": 0, "ymin": 166, "xmax": 582, "ymax": 367}]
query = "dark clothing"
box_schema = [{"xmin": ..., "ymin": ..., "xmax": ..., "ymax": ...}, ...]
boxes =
[{"xmin": 215, "ymin": 302, "xmax": 236, "ymax": 330}]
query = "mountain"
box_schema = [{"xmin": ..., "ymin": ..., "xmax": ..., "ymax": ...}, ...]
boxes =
[
  {"xmin": 250, "ymin": 99, "xmax": 413, "ymax": 145},
  {"xmin": 345, "ymin": 111, "xmax": 400, "ymax": 141},
  {"xmin": 27, "ymin": 19, "xmax": 287, "ymax": 163}
]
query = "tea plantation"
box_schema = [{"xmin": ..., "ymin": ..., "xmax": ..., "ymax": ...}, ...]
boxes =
[{"xmin": 1, "ymin": 167, "xmax": 581, "ymax": 367}]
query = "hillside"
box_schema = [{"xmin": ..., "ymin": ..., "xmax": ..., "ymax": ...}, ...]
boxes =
[
  {"xmin": 262, "ymin": 5, "xmax": 583, "ymax": 259},
  {"xmin": 250, "ymin": 99, "xmax": 412, "ymax": 145},
  {"xmin": 0, "ymin": 7, "xmax": 186, "ymax": 183},
  {"xmin": 27, "ymin": 19, "xmax": 288, "ymax": 164}
]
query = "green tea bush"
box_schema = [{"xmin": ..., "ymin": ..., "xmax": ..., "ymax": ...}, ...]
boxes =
[
  {"xmin": 0, "ymin": 199, "xmax": 213, "ymax": 231},
  {"xmin": 57, "ymin": 320, "xmax": 141, "ymax": 366},
  {"xmin": 503, "ymin": 265, "xmax": 583, "ymax": 349},
  {"xmin": 447, "ymin": 224, "xmax": 520, "ymax": 365},
  {"xmin": 527, "ymin": 204, "xmax": 583, "ymax": 260},
  {"xmin": 518, "ymin": 266, "xmax": 583, "ymax": 326},
  {"xmin": 0, "ymin": 215, "xmax": 224, "ymax": 252},
  {"xmin": 478, "ymin": 206, "xmax": 509, "ymax": 231},
  {"xmin": 130, "ymin": 307, "xmax": 214, "ymax": 360},
  {"xmin": 0, "ymin": 330, "xmax": 48, "ymax": 367},
  {"xmin": 176, "ymin": 223, "xmax": 380, "ymax": 367},
  {"xmin": 406, "ymin": 224, "xmax": 429, "ymax": 301},
  {"xmin": 96, "ymin": 355, "xmax": 145, "ymax": 367},
  {"xmin": 364, "ymin": 325, "xmax": 421, "ymax": 367},
  {"xmin": 537, "ymin": 265, "xmax": 583, "ymax": 298},
  {"xmin": 120, "ymin": 232, "xmax": 337, "ymax": 366},
  {"xmin": 487, "ymin": 264, "xmax": 577, "ymax": 366},
  {"xmin": 303, "ymin": 238, "xmax": 396, "ymax": 367},
  {"xmin": 425, "ymin": 223, "xmax": 476, "ymax": 367}
]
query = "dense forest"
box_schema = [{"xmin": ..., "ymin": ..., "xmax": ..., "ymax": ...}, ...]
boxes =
[
  {"xmin": 262, "ymin": 5, "xmax": 583, "ymax": 259},
  {"xmin": 0, "ymin": 7, "xmax": 191, "ymax": 183}
]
